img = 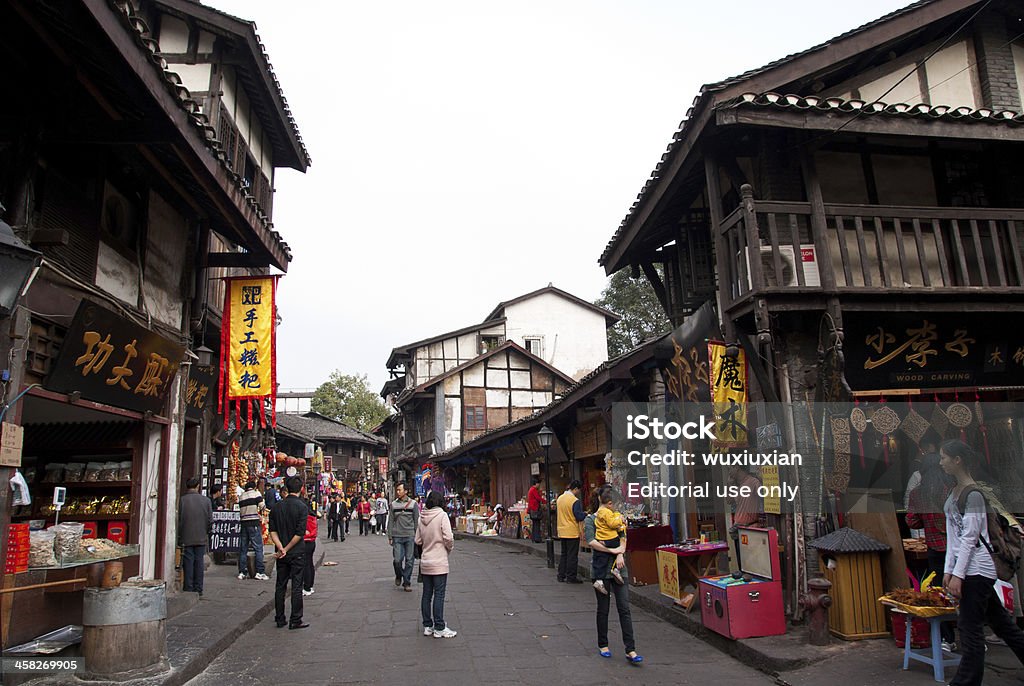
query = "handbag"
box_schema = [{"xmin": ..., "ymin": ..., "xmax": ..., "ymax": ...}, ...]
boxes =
[{"xmin": 369, "ymin": 515, "xmax": 377, "ymax": 527}]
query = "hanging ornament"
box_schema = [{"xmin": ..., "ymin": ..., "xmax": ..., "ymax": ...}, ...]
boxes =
[
  {"xmin": 900, "ymin": 396, "xmax": 929, "ymax": 445},
  {"xmin": 851, "ymin": 400, "xmax": 868, "ymax": 470},
  {"xmin": 872, "ymin": 399, "xmax": 900, "ymax": 467},
  {"xmin": 931, "ymin": 394, "xmax": 949, "ymax": 440},
  {"xmin": 975, "ymin": 392, "xmax": 990, "ymax": 465},
  {"xmin": 947, "ymin": 392, "xmax": 972, "ymax": 441}
]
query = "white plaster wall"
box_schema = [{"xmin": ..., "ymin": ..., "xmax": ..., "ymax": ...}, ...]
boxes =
[
  {"xmin": 443, "ymin": 375, "xmax": 460, "ymax": 395},
  {"xmin": 235, "ymin": 88, "xmax": 251, "ymax": 142},
  {"xmin": 221, "ymin": 67, "xmax": 237, "ymax": 115},
  {"xmin": 1013, "ymin": 44, "xmax": 1024, "ymax": 107},
  {"xmin": 171, "ymin": 63, "xmax": 212, "ymax": 96},
  {"xmin": 486, "ymin": 389, "xmax": 510, "ymax": 407},
  {"xmin": 158, "ymin": 15, "xmax": 189, "ymax": 53},
  {"xmin": 139, "ymin": 423, "xmax": 162, "ymax": 579},
  {"xmin": 463, "ymin": 365, "xmax": 484, "ymax": 386},
  {"xmin": 96, "ymin": 241, "xmax": 140, "ymax": 305},
  {"xmin": 925, "ymin": 41, "xmax": 976, "ymax": 107},
  {"xmin": 858, "ymin": 65, "xmax": 924, "ymax": 104},
  {"xmin": 510, "ymin": 370, "xmax": 531, "ymax": 389},
  {"xmin": 443, "ymin": 338, "xmax": 457, "ymax": 359},
  {"xmin": 143, "ymin": 192, "xmax": 187, "ymax": 329},
  {"xmin": 503, "ymin": 292, "xmax": 608, "ymax": 380},
  {"xmin": 486, "ymin": 369, "xmax": 509, "ymax": 388},
  {"xmin": 198, "ymin": 30, "xmax": 215, "ymax": 53}
]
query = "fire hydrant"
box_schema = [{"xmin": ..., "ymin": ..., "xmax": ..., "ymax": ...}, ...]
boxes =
[{"xmin": 801, "ymin": 577, "xmax": 833, "ymax": 645}]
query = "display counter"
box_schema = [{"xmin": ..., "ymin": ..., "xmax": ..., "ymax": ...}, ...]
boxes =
[
  {"xmin": 624, "ymin": 525, "xmax": 673, "ymax": 585},
  {"xmin": 657, "ymin": 541, "xmax": 727, "ymax": 611}
]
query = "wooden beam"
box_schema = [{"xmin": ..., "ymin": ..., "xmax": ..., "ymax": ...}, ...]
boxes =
[
  {"xmin": 640, "ymin": 261, "xmax": 669, "ymax": 316},
  {"xmin": 703, "ymin": 147, "xmax": 736, "ymax": 341},
  {"xmin": 717, "ymin": 107, "xmax": 1024, "ymax": 143}
]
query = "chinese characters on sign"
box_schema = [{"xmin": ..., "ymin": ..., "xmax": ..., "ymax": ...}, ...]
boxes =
[
  {"xmin": 708, "ymin": 341, "xmax": 748, "ymax": 448},
  {"xmin": 209, "ymin": 511, "xmax": 241, "ymax": 553},
  {"xmin": 46, "ymin": 303, "xmax": 184, "ymax": 414},
  {"xmin": 845, "ymin": 313, "xmax": 1024, "ymax": 390},
  {"xmin": 220, "ymin": 277, "xmax": 278, "ymax": 429}
]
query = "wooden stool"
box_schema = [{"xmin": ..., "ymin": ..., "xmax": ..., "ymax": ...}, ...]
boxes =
[{"xmin": 901, "ymin": 613, "xmax": 960, "ymax": 683}]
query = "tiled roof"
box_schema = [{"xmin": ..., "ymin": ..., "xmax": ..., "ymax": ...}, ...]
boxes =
[
  {"xmin": 597, "ymin": 0, "xmax": 957, "ymax": 268},
  {"xmin": 809, "ymin": 527, "xmax": 890, "ymax": 553},
  {"xmin": 107, "ymin": 0, "xmax": 297, "ymax": 262},
  {"xmin": 274, "ymin": 412, "xmax": 385, "ymax": 445},
  {"xmin": 722, "ymin": 91, "xmax": 1024, "ymax": 123}
]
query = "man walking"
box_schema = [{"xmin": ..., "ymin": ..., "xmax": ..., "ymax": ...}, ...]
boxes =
[
  {"xmin": 388, "ymin": 482, "xmax": 419, "ymax": 591},
  {"xmin": 269, "ymin": 476, "xmax": 309, "ymax": 629},
  {"xmin": 556, "ymin": 480, "xmax": 586, "ymax": 583},
  {"xmin": 179, "ymin": 477, "xmax": 212, "ymax": 595},
  {"xmin": 327, "ymin": 494, "xmax": 346, "ymax": 542},
  {"xmin": 237, "ymin": 480, "xmax": 269, "ymax": 580},
  {"xmin": 374, "ymin": 492, "xmax": 389, "ymax": 535}
]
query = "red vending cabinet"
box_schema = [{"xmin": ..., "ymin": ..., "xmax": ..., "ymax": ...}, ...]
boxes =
[{"xmin": 699, "ymin": 526, "xmax": 785, "ymax": 639}]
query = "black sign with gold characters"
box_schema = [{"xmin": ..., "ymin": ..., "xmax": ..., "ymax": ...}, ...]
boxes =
[
  {"xmin": 185, "ymin": 364, "xmax": 217, "ymax": 422},
  {"xmin": 46, "ymin": 301, "xmax": 185, "ymax": 414},
  {"xmin": 844, "ymin": 313, "xmax": 1024, "ymax": 391},
  {"xmin": 658, "ymin": 301, "xmax": 720, "ymax": 403}
]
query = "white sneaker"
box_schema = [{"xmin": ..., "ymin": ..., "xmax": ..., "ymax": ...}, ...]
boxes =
[
  {"xmin": 941, "ymin": 640, "xmax": 957, "ymax": 653},
  {"xmin": 254, "ymin": 573, "xmax": 269, "ymax": 581},
  {"xmin": 433, "ymin": 627, "xmax": 457, "ymax": 638},
  {"xmin": 302, "ymin": 589, "xmax": 312, "ymax": 597},
  {"xmin": 423, "ymin": 627, "xmax": 434, "ymax": 636},
  {"xmin": 237, "ymin": 573, "xmax": 246, "ymax": 580}
]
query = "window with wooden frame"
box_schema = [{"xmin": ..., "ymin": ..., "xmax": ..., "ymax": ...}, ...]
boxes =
[{"xmin": 464, "ymin": 405, "xmax": 486, "ymax": 430}]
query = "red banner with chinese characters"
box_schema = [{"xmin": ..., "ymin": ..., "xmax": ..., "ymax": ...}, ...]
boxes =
[{"xmin": 219, "ymin": 276, "xmax": 278, "ymax": 430}]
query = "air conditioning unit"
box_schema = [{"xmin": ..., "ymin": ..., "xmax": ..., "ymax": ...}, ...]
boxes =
[{"xmin": 739, "ymin": 244, "xmax": 821, "ymax": 290}]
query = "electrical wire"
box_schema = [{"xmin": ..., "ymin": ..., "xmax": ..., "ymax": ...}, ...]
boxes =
[{"xmin": 829, "ymin": 0, "xmax": 995, "ymax": 137}]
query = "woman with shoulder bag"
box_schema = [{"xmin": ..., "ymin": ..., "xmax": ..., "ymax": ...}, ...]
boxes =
[{"xmin": 415, "ymin": 491, "xmax": 456, "ymax": 638}]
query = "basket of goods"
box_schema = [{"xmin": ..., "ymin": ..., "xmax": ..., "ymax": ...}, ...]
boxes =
[{"xmin": 879, "ymin": 574, "xmax": 957, "ymax": 617}]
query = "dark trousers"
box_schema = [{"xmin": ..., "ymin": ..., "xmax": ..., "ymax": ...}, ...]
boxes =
[
  {"xmin": 392, "ymin": 537, "xmax": 415, "ymax": 586},
  {"xmin": 237, "ymin": 525, "xmax": 265, "ymax": 575},
  {"xmin": 595, "ymin": 578, "xmax": 635, "ymax": 653},
  {"xmin": 303, "ymin": 540, "xmax": 317, "ymax": 591},
  {"xmin": 950, "ymin": 575, "xmax": 1024, "ymax": 686},
  {"xmin": 359, "ymin": 518, "xmax": 369, "ymax": 535},
  {"xmin": 376, "ymin": 514, "xmax": 387, "ymax": 534},
  {"xmin": 421, "ymin": 573, "xmax": 449, "ymax": 631},
  {"xmin": 530, "ymin": 514, "xmax": 542, "ymax": 543},
  {"xmin": 345, "ymin": 516, "xmax": 350, "ymax": 534},
  {"xmin": 274, "ymin": 552, "xmax": 304, "ymax": 625},
  {"xmin": 328, "ymin": 519, "xmax": 341, "ymax": 541},
  {"xmin": 558, "ymin": 537, "xmax": 580, "ymax": 581},
  {"xmin": 182, "ymin": 545, "xmax": 205, "ymax": 593}
]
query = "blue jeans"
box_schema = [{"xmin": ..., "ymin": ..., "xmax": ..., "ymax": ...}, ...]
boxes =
[
  {"xmin": 237, "ymin": 525, "xmax": 265, "ymax": 575},
  {"xmin": 392, "ymin": 537, "xmax": 414, "ymax": 586},
  {"xmin": 421, "ymin": 573, "xmax": 448, "ymax": 631},
  {"xmin": 182, "ymin": 545, "xmax": 205, "ymax": 593}
]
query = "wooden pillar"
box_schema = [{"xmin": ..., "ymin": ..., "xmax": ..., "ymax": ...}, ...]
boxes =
[
  {"xmin": 798, "ymin": 146, "xmax": 837, "ymax": 293},
  {"xmin": 703, "ymin": 149, "xmax": 736, "ymax": 342}
]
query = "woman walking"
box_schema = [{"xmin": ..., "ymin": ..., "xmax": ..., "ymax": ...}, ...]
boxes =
[
  {"xmin": 415, "ymin": 490, "xmax": 456, "ymax": 638},
  {"xmin": 940, "ymin": 439, "xmax": 1024, "ymax": 685},
  {"xmin": 302, "ymin": 498, "xmax": 318, "ymax": 596},
  {"xmin": 375, "ymin": 492, "xmax": 389, "ymax": 535},
  {"xmin": 585, "ymin": 485, "xmax": 641, "ymax": 665},
  {"xmin": 356, "ymin": 496, "xmax": 372, "ymax": 536}
]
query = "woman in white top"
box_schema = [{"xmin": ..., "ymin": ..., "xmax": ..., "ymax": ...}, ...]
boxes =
[{"xmin": 940, "ymin": 439, "xmax": 1024, "ymax": 686}]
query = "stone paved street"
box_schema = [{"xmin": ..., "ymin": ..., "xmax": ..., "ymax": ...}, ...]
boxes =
[{"xmin": 186, "ymin": 531, "xmax": 776, "ymax": 686}]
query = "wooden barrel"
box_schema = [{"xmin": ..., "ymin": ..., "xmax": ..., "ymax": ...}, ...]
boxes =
[{"xmin": 82, "ymin": 581, "xmax": 168, "ymax": 679}]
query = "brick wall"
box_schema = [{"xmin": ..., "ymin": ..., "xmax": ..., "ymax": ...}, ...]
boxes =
[{"xmin": 973, "ymin": 10, "xmax": 1022, "ymax": 111}]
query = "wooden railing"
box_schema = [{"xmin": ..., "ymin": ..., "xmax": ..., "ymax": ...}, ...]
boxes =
[{"xmin": 720, "ymin": 187, "xmax": 1024, "ymax": 308}]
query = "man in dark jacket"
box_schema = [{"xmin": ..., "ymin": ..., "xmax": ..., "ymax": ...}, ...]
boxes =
[
  {"xmin": 179, "ymin": 476, "xmax": 213, "ymax": 595},
  {"xmin": 269, "ymin": 475, "xmax": 309, "ymax": 629},
  {"xmin": 327, "ymin": 494, "xmax": 347, "ymax": 542}
]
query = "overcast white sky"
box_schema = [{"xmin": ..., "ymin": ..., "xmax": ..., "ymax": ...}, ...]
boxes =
[{"xmin": 208, "ymin": 0, "xmax": 911, "ymax": 394}]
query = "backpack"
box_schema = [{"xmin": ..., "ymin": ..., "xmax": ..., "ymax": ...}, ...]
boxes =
[{"xmin": 957, "ymin": 486, "xmax": 1023, "ymax": 582}]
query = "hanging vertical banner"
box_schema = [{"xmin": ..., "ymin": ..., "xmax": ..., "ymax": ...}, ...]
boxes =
[
  {"xmin": 708, "ymin": 341, "xmax": 748, "ymax": 448},
  {"xmin": 220, "ymin": 276, "xmax": 279, "ymax": 429}
]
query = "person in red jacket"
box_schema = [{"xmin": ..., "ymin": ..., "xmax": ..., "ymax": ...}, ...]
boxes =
[
  {"xmin": 527, "ymin": 477, "xmax": 547, "ymax": 544},
  {"xmin": 302, "ymin": 499, "xmax": 318, "ymax": 596},
  {"xmin": 356, "ymin": 496, "xmax": 373, "ymax": 536}
]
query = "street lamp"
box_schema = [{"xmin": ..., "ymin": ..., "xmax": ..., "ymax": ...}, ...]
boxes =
[
  {"xmin": 0, "ymin": 213, "xmax": 42, "ymax": 317},
  {"xmin": 537, "ymin": 423, "xmax": 555, "ymax": 569}
]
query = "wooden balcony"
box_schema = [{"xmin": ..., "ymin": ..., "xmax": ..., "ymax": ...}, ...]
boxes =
[{"xmin": 720, "ymin": 187, "xmax": 1024, "ymax": 313}]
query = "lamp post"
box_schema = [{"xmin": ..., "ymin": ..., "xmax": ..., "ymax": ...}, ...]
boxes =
[
  {"xmin": 0, "ymin": 213, "xmax": 42, "ymax": 318},
  {"xmin": 537, "ymin": 423, "xmax": 555, "ymax": 569}
]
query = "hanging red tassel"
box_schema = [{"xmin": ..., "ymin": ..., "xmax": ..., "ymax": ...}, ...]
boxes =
[
  {"xmin": 235, "ymin": 399, "xmax": 241, "ymax": 432},
  {"xmin": 258, "ymin": 398, "xmax": 267, "ymax": 429},
  {"xmin": 246, "ymin": 397, "xmax": 253, "ymax": 430},
  {"xmin": 270, "ymin": 276, "xmax": 279, "ymax": 429},
  {"xmin": 220, "ymin": 279, "xmax": 232, "ymax": 429}
]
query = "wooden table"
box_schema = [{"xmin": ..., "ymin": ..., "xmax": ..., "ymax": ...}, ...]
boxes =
[{"xmin": 656, "ymin": 542, "xmax": 728, "ymax": 612}]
